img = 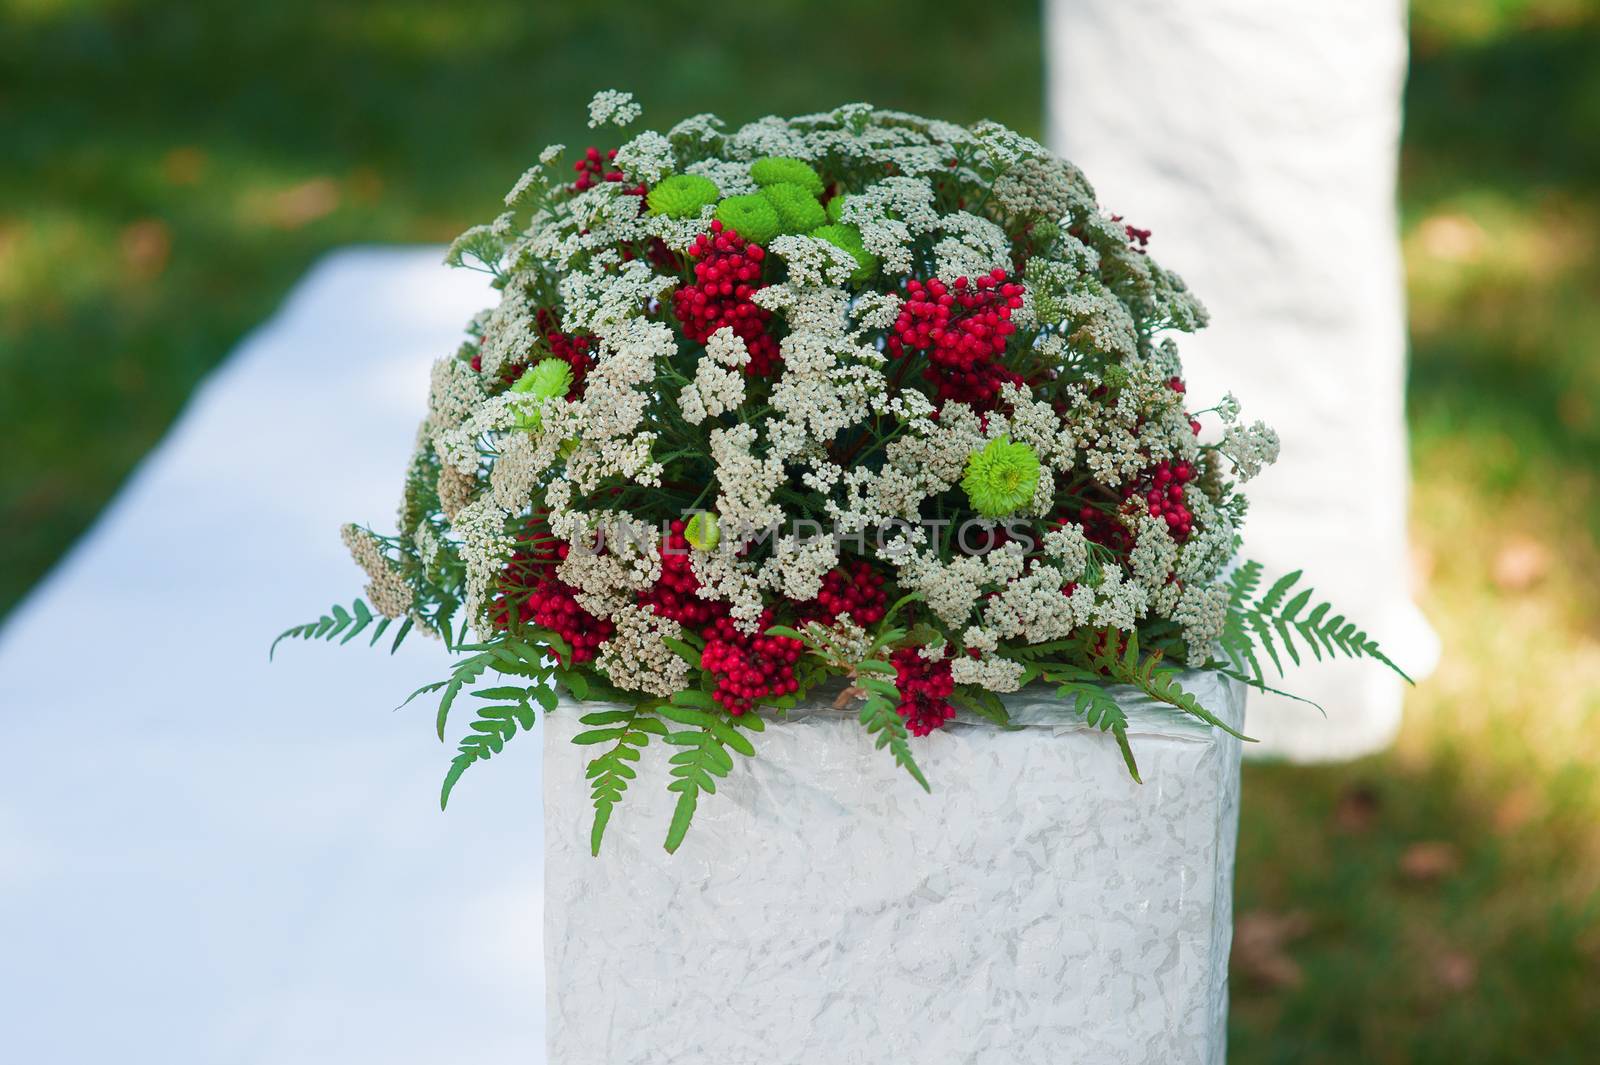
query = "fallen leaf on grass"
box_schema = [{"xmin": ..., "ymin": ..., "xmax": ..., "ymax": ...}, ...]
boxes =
[
  {"xmin": 1434, "ymin": 950, "xmax": 1478, "ymax": 992},
  {"xmin": 264, "ymin": 178, "xmax": 341, "ymax": 230},
  {"xmin": 1400, "ymin": 841, "xmax": 1462, "ymax": 882},
  {"xmin": 120, "ymin": 219, "xmax": 171, "ymax": 280},
  {"xmin": 1334, "ymin": 782, "xmax": 1382, "ymax": 834},
  {"xmin": 1234, "ymin": 910, "xmax": 1313, "ymax": 990},
  {"xmin": 1492, "ymin": 535, "xmax": 1550, "ymax": 592}
]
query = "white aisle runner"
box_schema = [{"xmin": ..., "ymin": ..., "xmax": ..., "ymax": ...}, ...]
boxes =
[{"xmin": 0, "ymin": 249, "xmax": 547, "ymax": 1064}]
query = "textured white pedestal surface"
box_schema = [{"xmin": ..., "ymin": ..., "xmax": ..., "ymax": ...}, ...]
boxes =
[
  {"xmin": 1046, "ymin": 0, "xmax": 1439, "ymax": 762},
  {"xmin": 545, "ymin": 674, "xmax": 1244, "ymax": 1065}
]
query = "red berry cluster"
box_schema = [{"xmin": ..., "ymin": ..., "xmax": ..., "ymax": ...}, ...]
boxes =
[
  {"xmin": 487, "ymin": 515, "xmax": 612, "ymax": 663},
  {"xmin": 803, "ymin": 560, "xmax": 888, "ymax": 626},
  {"xmin": 700, "ymin": 611, "xmax": 802, "ymax": 715},
  {"xmin": 671, "ymin": 221, "xmax": 780, "ymax": 376},
  {"xmin": 1126, "ymin": 459, "xmax": 1197, "ymax": 541},
  {"xmin": 571, "ymin": 146, "xmax": 645, "ymax": 198},
  {"xmin": 885, "ymin": 270, "xmax": 1024, "ymax": 410},
  {"xmin": 641, "ymin": 521, "xmax": 728, "ymax": 632},
  {"xmin": 1072, "ymin": 504, "xmax": 1134, "ymax": 553},
  {"xmin": 524, "ymin": 579, "xmax": 612, "ymax": 663},
  {"xmin": 890, "ymin": 647, "xmax": 957, "ymax": 736},
  {"xmin": 490, "ymin": 514, "xmax": 563, "ymax": 610}
]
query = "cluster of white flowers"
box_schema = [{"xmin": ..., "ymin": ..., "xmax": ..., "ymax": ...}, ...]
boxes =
[
  {"xmin": 449, "ymin": 498, "xmax": 514, "ymax": 633},
  {"xmin": 587, "ymin": 90, "xmax": 641, "ymax": 129},
  {"xmin": 595, "ymin": 605, "xmax": 688, "ymax": 697},
  {"xmin": 1221, "ymin": 420, "xmax": 1282, "ymax": 481},
  {"xmin": 614, "ymin": 130, "xmax": 674, "ymax": 185},
  {"xmin": 932, "ymin": 211, "xmax": 1012, "ymax": 282},
  {"xmin": 341, "ymin": 524, "xmax": 413, "ymax": 619}
]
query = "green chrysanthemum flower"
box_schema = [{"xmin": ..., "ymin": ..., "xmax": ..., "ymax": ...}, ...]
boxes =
[
  {"xmin": 713, "ymin": 194, "xmax": 782, "ymax": 245},
  {"xmin": 809, "ymin": 222, "xmax": 878, "ymax": 282},
  {"xmin": 646, "ymin": 173, "xmax": 720, "ymax": 219},
  {"xmin": 961, "ymin": 437, "xmax": 1042, "ymax": 518},
  {"xmin": 749, "ymin": 155, "xmax": 824, "ymax": 197},
  {"xmin": 509, "ymin": 358, "xmax": 573, "ymax": 430},
  {"xmin": 684, "ymin": 511, "xmax": 720, "ymax": 551},
  {"xmin": 760, "ymin": 182, "xmax": 826, "ymax": 235},
  {"xmin": 825, "ymin": 193, "xmax": 849, "ymax": 224}
]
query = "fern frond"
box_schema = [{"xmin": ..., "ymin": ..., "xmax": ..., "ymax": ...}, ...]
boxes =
[
  {"xmin": 1226, "ymin": 563, "xmax": 1414, "ymax": 683},
  {"xmin": 657, "ymin": 692, "xmax": 755, "ymax": 854},
  {"xmin": 1051, "ymin": 674, "xmax": 1142, "ymax": 782},
  {"xmin": 577, "ymin": 707, "xmax": 669, "ymax": 856},
  {"xmin": 1210, "ymin": 665, "xmax": 1327, "ymax": 715},
  {"xmin": 270, "ymin": 599, "xmax": 381, "ymax": 659},
  {"xmin": 440, "ymin": 685, "xmax": 541, "ymax": 809},
  {"xmin": 856, "ymin": 675, "xmax": 931, "ymax": 793},
  {"xmin": 1088, "ymin": 627, "xmax": 1251, "ymax": 742},
  {"xmin": 1226, "ymin": 560, "xmax": 1264, "ymax": 609},
  {"xmin": 419, "ymin": 649, "xmax": 497, "ymax": 740}
]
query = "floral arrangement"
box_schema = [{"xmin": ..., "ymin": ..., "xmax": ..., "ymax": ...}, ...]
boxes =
[{"xmin": 277, "ymin": 93, "xmax": 1406, "ymax": 853}]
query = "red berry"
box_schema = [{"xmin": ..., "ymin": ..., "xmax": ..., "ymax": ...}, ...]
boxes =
[
  {"xmin": 670, "ymin": 222, "xmax": 781, "ymax": 376},
  {"xmin": 891, "ymin": 647, "xmax": 957, "ymax": 737}
]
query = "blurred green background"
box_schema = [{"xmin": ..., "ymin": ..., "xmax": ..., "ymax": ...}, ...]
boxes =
[{"xmin": 2, "ymin": 1, "xmax": 1596, "ymax": 1060}]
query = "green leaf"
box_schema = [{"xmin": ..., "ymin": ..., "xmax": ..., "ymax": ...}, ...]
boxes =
[
  {"xmin": 473, "ymin": 685, "xmax": 532, "ymax": 701},
  {"xmin": 572, "ymin": 727, "xmax": 629, "ymax": 745},
  {"xmin": 661, "ymin": 637, "xmax": 703, "ymax": 669},
  {"xmin": 577, "ymin": 702, "xmax": 670, "ymax": 852},
  {"xmin": 856, "ymin": 675, "xmax": 899, "ymax": 699},
  {"xmin": 270, "ymin": 599, "xmax": 383, "ymax": 660},
  {"xmin": 556, "ymin": 669, "xmax": 590, "ymax": 701},
  {"xmin": 438, "ymin": 688, "xmax": 539, "ymax": 808},
  {"xmin": 877, "ymin": 591, "xmax": 922, "ymax": 630},
  {"xmin": 858, "ymin": 690, "xmax": 930, "ymax": 793},
  {"xmin": 1225, "ymin": 562, "xmax": 1414, "ymax": 685},
  {"xmin": 661, "ymin": 718, "xmax": 755, "ymax": 854},
  {"xmin": 1111, "ymin": 724, "xmax": 1142, "ymax": 783},
  {"xmin": 389, "ymin": 616, "xmax": 414, "ymax": 654},
  {"xmin": 580, "ymin": 709, "xmax": 636, "ymax": 726},
  {"xmin": 424, "ymin": 650, "xmax": 496, "ymax": 740},
  {"xmin": 667, "ymin": 690, "xmax": 718, "ymax": 711}
]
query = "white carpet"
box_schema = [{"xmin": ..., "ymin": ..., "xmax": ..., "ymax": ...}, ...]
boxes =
[{"xmin": 0, "ymin": 248, "xmax": 544, "ymax": 1065}]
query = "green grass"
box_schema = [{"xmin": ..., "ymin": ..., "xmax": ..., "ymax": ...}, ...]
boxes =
[
  {"xmin": 0, "ymin": 0, "xmax": 1040, "ymax": 611},
  {"xmin": 3, "ymin": 1, "xmax": 1597, "ymax": 1058}
]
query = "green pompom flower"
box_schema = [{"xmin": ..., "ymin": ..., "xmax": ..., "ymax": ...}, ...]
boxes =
[
  {"xmin": 509, "ymin": 358, "xmax": 573, "ymax": 430},
  {"xmin": 684, "ymin": 511, "xmax": 720, "ymax": 551},
  {"xmin": 808, "ymin": 223, "xmax": 878, "ymax": 282},
  {"xmin": 760, "ymin": 182, "xmax": 826, "ymax": 235},
  {"xmin": 961, "ymin": 437, "xmax": 1042, "ymax": 517},
  {"xmin": 825, "ymin": 193, "xmax": 848, "ymax": 224},
  {"xmin": 713, "ymin": 194, "xmax": 782, "ymax": 245},
  {"xmin": 646, "ymin": 174, "xmax": 720, "ymax": 219},
  {"xmin": 749, "ymin": 155, "xmax": 824, "ymax": 197}
]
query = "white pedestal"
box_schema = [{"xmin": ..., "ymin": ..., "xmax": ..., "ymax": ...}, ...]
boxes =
[
  {"xmin": 1045, "ymin": 0, "xmax": 1438, "ymax": 762},
  {"xmin": 543, "ymin": 673, "xmax": 1244, "ymax": 1065}
]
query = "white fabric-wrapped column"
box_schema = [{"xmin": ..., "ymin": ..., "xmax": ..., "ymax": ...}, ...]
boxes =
[
  {"xmin": 1045, "ymin": 0, "xmax": 1438, "ymax": 761},
  {"xmin": 544, "ymin": 674, "xmax": 1244, "ymax": 1065}
]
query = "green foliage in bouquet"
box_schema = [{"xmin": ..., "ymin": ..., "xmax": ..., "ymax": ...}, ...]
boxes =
[{"xmin": 277, "ymin": 93, "xmax": 1408, "ymax": 853}]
